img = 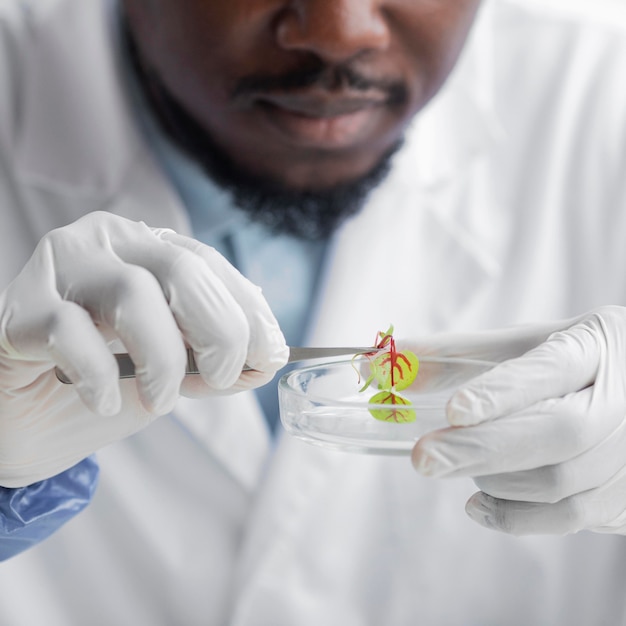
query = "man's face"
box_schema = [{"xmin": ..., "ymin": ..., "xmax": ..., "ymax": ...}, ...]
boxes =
[{"xmin": 124, "ymin": 0, "xmax": 482, "ymax": 193}]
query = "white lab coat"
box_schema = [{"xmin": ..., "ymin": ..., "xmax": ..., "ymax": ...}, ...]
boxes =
[{"xmin": 2, "ymin": 0, "xmax": 626, "ymax": 624}]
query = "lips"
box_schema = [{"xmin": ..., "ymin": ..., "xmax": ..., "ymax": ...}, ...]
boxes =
[
  {"xmin": 258, "ymin": 89, "xmax": 387, "ymax": 116},
  {"xmin": 254, "ymin": 90, "xmax": 389, "ymax": 149}
]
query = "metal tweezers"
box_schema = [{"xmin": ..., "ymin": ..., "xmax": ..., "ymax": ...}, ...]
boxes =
[{"xmin": 55, "ymin": 346, "xmax": 380, "ymax": 384}]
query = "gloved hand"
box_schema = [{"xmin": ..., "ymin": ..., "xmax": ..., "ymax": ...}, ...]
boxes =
[
  {"xmin": 0, "ymin": 211, "xmax": 288, "ymax": 488},
  {"xmin": 406, "ymin": 305, "xmax": 626, "ymax": 535}
]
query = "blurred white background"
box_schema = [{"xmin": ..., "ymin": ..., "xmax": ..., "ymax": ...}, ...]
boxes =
[
  {"xmin": 526, "ymin": 0, "xmax": 625, "ymax": 10},
  {"xmin": 514, "ymin": 0, "xmax": 626, "ymax": 22}
]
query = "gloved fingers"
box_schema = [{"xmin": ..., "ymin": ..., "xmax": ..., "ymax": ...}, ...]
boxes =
[
  {"xmin": 59, "ymin": 256, "xmax": 187, "ymax": 414},
  {"xmin": 42, "ymin": 214, "xmax": 193, "ymax": 411},
  {"xmin": 98, "ymin": 226, "xmax": 246, "ymax": 390},
  {"xmin": 473, "ymin": 416, "xmax": 626, "ymax": 503},
  {"xmin": 412, "ymin": 386, "xmax": 621, "ymax": 478},
  {"xmin": 589, "ymin": 501, "xmax": 626, "ymax": 534},
  {"xmin": 445, "ymin": 320, "xmax": 604, "ymax": 426},
  {"xmin": 127, "ymin": 242, "xmax": 251, "ymax": 390},
  {"xmin": 2, "ymin": 298, "xmax": 123, "ymax": 416},
  {"xmin": 464, "ymin": 492, "xmax": 576, "ymax": 535},
  {"xmin": 180, "ymin": 369, "xmax": 278, "ymax": 398},
  {"xmin": 1, "ymin": 217, "xmax": 186, "ymax": 415},
  {"xmin": 397, "ymin": 318, "xmax": 568, "ymax": 363},
  {"xmin": 153, "ymin": 230, "xmax": 288, "ymax": 381},
  {"xmin": 87, "ymin": 222, "xmax": 254, "ymax": 391},
  {"xmin": 46, "ymin": 304, "xmax": 123, "ymax": 415},
  {"xmin": 466, "ymin": 463, "xmax": 626, "ymax": 535}
]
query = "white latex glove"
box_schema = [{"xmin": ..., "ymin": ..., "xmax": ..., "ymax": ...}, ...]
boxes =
[
  {"xmin": 0, "ymin": 212, "xmax": 288, "ymax": 487},
  {"xmin": 406, "ymin": 305, "xmax": 626, "ymax": 535}
]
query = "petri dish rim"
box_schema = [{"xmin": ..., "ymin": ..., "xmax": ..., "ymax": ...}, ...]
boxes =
[{"xmin": 278, "ymin": 355, "xmax": 496, "ymax": 410}]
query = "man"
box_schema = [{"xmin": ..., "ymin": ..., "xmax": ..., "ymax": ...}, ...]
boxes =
[{"xmin": 1, "ymin": 0, "xmax": 626, "ymax": 623}]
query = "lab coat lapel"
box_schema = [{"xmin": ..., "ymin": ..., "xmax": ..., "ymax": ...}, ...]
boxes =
[
  {"xmin": 11, "ymin": 0, "xmax": 271, "ymax": 490},
  {"xmin": 12, "ymin": 0, "xmax": 190, "ymax": 237}
]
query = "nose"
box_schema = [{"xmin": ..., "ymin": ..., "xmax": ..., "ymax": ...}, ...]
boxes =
[{"xmin": 275, "ymin": 0, "xmax": 390, "ymax": 64}]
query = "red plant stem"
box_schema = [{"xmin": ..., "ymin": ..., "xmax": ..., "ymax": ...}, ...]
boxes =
[{"xmin": 389, "ymin": 337, "xmax": 396, "ymax": 387}]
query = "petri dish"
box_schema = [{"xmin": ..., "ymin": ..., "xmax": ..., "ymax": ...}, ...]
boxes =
[{"xmin": 278, "ymin": 356, "xmax": 495, "ymax": 455}]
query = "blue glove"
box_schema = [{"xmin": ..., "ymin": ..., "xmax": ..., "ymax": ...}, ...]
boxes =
[{"xmin": 0, "ymin": 456, "xmax": 98, "ymax": 561}]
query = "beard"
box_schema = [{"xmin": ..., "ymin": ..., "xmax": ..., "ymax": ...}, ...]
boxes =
[
  {"xmin": 124, "ymin": 22, "xmax": 403, "ymax": 241},
  {"xmin": 165, "ymin": 126, "xmax": 401, "ymax": 240}
]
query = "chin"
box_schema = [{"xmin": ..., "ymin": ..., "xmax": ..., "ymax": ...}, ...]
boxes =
[{"xmin": 244, "ymin": 149, "xmax": 392, "ymax": 192}]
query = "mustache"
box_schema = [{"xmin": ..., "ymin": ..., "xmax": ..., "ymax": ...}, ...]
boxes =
[{"xmin": 233, "ymin": 60, "xmax": 408, "ymax": 105}]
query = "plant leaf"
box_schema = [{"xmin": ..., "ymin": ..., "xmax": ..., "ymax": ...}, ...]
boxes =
[
  {"xmin": 368, "ymin": 391, "xmax": 415, "ymax": 423},
  {"xmin": 370, "ymin": 349, "xmax": 419, "ymax": 391},
  {"xmin": 358, "ymin": 370, "xmax": 377, "ymax": 392}
]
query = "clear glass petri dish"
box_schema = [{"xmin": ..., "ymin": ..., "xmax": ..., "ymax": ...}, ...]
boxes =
[{"xmin": 278, "ymin": 356, "xmax": 495, "ymax": 455}]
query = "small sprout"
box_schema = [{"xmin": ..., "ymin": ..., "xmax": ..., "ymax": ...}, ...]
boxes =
[{"xmin": 354, "ymin": 325, "xmax": 419, "ymax": 423}]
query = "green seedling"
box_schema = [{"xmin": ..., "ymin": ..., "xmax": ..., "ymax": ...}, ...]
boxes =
[{"xmin": 354, "ymin": 325, "xmax": 419, "ymax": 423}]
